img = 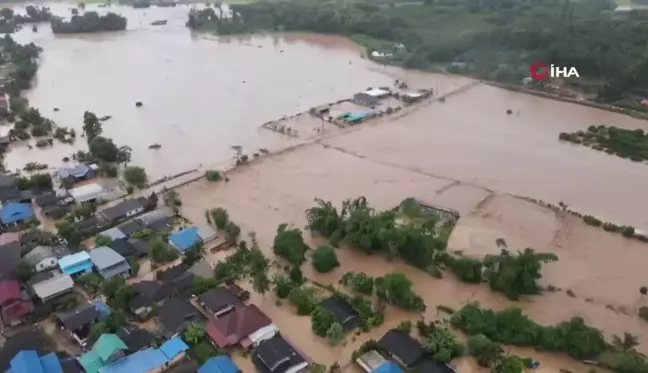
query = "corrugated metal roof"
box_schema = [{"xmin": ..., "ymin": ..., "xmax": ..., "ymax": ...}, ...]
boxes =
[
  {"xmin": 69, "ymin": 183, "xmax": 104, "ymax": 201},
  {"xmin": 58, "ymin": 252, "xmax": 91, "ymax": 269},
  {"xmin": 159, "ymin": 337, "xmax": 189, "ymax": 360},
  {"xmin": 99, "ymin": 227, "xmax": 126, "ymax": 241},
  {"xmin": 32, "ymin": 274, "xmax": 73, "ymax": 300},
  {"xmin": 89, "ymin": 247, "xmax": 127, "ymax": 270}
]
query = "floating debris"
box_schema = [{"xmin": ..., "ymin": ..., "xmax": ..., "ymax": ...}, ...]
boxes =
[
  {"xmin": 135, "ymin": 101, "xmax": 143, "ymax": 107},
  {"xmin": 148, "ymin": 143, "xmax": 161, "ymax": 149},
  {"xmin": 32, "ymin": 26, "xmax": 37, "ymax": 32},
  {"xmin": 62, "ymin": 156, "xmax": 70, "ymax": 162},
  {"xmin": 506, "ymin": 109, "xmax": 512, "ymax": 115},
  {"xmin": 151, "ymin": 20, "xmax": 167, "ymax": 26},
  {"xmin": 99, "ymin": 115, "xmax": 112, "ymax": 121},
  {"xmin": 53, "ymin": 108, "xmax": 59, "ymax": 112}
]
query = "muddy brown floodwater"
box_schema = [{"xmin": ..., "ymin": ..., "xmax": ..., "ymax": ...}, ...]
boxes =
[{"xmin": 9, "ymin": 2, "xmax": 648, "ymax": 371}]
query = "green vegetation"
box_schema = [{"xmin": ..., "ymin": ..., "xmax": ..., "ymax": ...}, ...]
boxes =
[
  {"xmin": 89, "ymin": 310, "xmax": 128, "ymax": 342},
  {"xmin": 326, "ymin": 322, "xmax": 345, "ymax": 346},
  {"xmin": 287, "ymin": 285, "xmax": 319, "ymax": 315},
  {"xmin": 149, "ymin": 236, "xmax": 179, "ymax": 264},
  {"xmin": 311, "ymin": 245, "xmax": 339, "ymax": 273},
  {"xmin": 560, "ymin": 125, "xmax": 648, "ymax": 162},
  {"xmin": 449, "ymin": 248, "xmax": 558, "ymax": 300},
  {"xmin": 306, "ymin": 197, "xmax": 449, "ymax": 274},
  {"xmin": 211, "ymin": 237, "xmax": 271, "ymax": 292},
  {"xmin": 94, "ymin": 234, "xmax": 113, "ymax": 247},
  {"xmin": 273, "ymin": 223, "xmax": 309, "ymax": 265},
  {"xmin": 311, "ymin": 306, "xmax": 336, "ymax": 337},
  {"xmin": 124, "ymin": 166, "xmax": 148, "ymax": 188},
  {"xmin": 51, "ymin": 12, "xmax": 127, "ymax": 33},
  {"xmin": 187, "ymin": 0, "xmax": 648, "ymax": 106},
  {"xmin": 375, "ymin": 272, "xmax": 426, "ymax": 312},
  {"xmin": 0, "ymin": 6, "xmax": 52, "ymax": 33},
  {"xmin": 451, "ymin": 303, "xmax": 607, "ymax": 360},
  {"xmin": 639, "ymin": 307, "xmax": 648, "ymax": 322},
  {"xmin": 205, "ymin": 170, "xmax": 223, "ymax": 181},
  {"xmin": 417, "ymin": 320, "xmax": 465, "ymax": 363},
  {"xmin": 14, "ymin": 173, "xmax": 53, "ymax": 190},
  {"xmin": 340, "ymin": 271, "xmax": 374, "ymax": 295},
  {"xmin": 77, "ymin": 273, "xmax": 103, "ymax": 296},
  {"xmin": 184, "ymin": 323, "xmax": 223, "ymax": 364},
  {"xmin": 12, "ymin": 261, "xmax": 33, "ymax": 282},
  {"xmin": 209, "ymin": 207, "xmax": 229, "ymax": 229}
]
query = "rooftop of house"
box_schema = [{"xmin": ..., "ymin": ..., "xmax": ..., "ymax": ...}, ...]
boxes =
[
  {"xmin": 0, "ymin": 241, "xmax": 22, "ymax": 282},
  {"xmin": 68, "ymin": 183, "xmax": 104, "ymax": 200},
  {"xmin": 0, "ymin": 187, "xmax": 22, "ymax": 203},
  {"xmin": 198, "ymin": 286, "xmax": 244, "ymax": 314},
  {"xmin": 6, "ymin": 350, "xmax": 63, "ymax": 373},
  {"xmin": 116, "ymin": 220, "xmax": 144, "ymax": 236},
  {"xmin": 136, "ymin": 206, "xmax": 174, "ymax": 226},
  {"xmin": 22, "ymin": 246, "xmax": 56, "ymax": 266},
  {"xmin": 252, "ymin": 334, "xmax": 307, "ymax": 373},
  {"xmin": 169, "ymin": 226, "xmax": 201, "ymax": 251},
  {"xmin": 99, "ymin": 337, "xmax": 189, "ymax": 373},
  {"xmin": 31, "ymin": 273, "xmax": 74, "ymax": 300},
  {"xmin": 413, "ymin": 359, "xmax": 458, "ymax": 373},
  {"xmin": 56, "ymin": 303, "xmax": 100, "ymax": 331},
  {"xmin": 98, "ymin": 227, "xmax": 126, "ymax": 241},
  {"xmin": 157, "ymin": 298, "xmax": 202, "ymax": 337},
  {"xmin": 320, "ymin": 296, "xmax": 362, "ymax": 331},
  {"xmin": 196, "ymin": 225, "xmax": 217, "ymax": 241},
  {"xmin": 206, "ymin": 304, "xmax": 273, "ymax": 348},
  {"xmin": 101, "ymin": 197, "xmax": 148, "ymax": 221},
  {"xmin": 57, "ymin": 251, "xmax": 91, "ymax": 269},
  {"xmin": 188, "ymin": 259, "xmax": 213, "ymax": 278},
  {"xmin": 107, "ymin": 238, "xmax": 136, "ymax": 257},
  {"xmin": 0, "ymin": 280, "xmax": 22, "ymax": 304},
  {"xmin": 80, "ymin": 334, "xmax": 128, "ymax": 373},
  {"xmin": 34, "ymin": 193, "xmax": 59, "ymax": 208},
  {"xmin": 0, "ymin": 202, "xmax": 34, "ymax": 224},
  {"xmin": 0, "ymin": 328, "xmax": 48, "ymax": 371},
  {"xmin": 198, "ymin": 356, "xmax": 241, "ymax": 373},
  {"xmin": 89, "ymin": 246, "xmax": 127, "ymax": 270},
  {"xmin": 378, "ymin": 330, "xmax": 425, "ymax": 368},
  {"xmin": 373, "ymin": 361, "xmax": 404, "ymax": 373},
  {"xmin": 58, "ymin": 164, "xmax": 92, "ymax": 180},
  {"xmin": 166, "ymin": 360, "xmax": 200, "ymax": 373},
  {"xmin": 116, "ymin": 328, "xmax": 153, "ymax": 354},
  {"xmin": 127, "ymin": 238, "xmax": 150, "ymax": 257}
]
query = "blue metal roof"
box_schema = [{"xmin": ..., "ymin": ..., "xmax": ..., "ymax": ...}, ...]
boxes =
[
  {"xmin": 99, "ymin": 347, "xmax": 168, "ymax": 373},
  {"xmin": 159, "ymin": 337, "xmax": 189, "ymax": 360},
  {"xmin": 373, "ymin": 362, "xmax": 404, "ymax": 373},
  {"xmin": 169, "ymin": 227, "xmax": 201, "ymax": 251},
  {"xmin": 60, "ymin": 260, "xmax": 94, "ymax": 275},
  {"xmin": 58, "ymin": 251, "xmax": 91, "ymax": 269},
  {"xmin": 39, "ymin": 353, "xmax": 64, "ymax": 373},
  {"xmin": 8, "ymin": 350, "xmax": 44, "ymax": 373},
  {"xmin": 0, "ymin": 203, "xmax": 34, "ymax": 224},
  {"xmin": 198, "ymin": 356, "xmax": 240, "ymax": 373}
]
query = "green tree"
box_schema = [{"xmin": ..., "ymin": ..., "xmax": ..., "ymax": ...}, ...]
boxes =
[
  {"xmin": 467, "ymin": 334, "xmax": 504, "ymax": 368},
  {"xmin": 185, "ymin": 323, "xmax": 207, "ymax": 345},
  {"xmin": 249, "ymin": 249, "xmax": 271, "ymax": 295},
  {"xmin": 340, "ymin": 272, "xmax": 374, "ymax": 295},
  {"xmin": 205, "ymin": 170, "xmax": 222, "ymax": 181},
  {"xmin": 306, "ymin": 198, "xmax": 343, "ymax": 237},
  {"xmin": 376, "ymin": 272, "xmax": 426, "ymax": 312},
  {"xmin": 210, "ymin": 208, "xmax": 229, "ymax": 229},
  {"xmin": 182, "ymin": 243, "xmax": 205, "ymax": 267},
  {"xmin": 82, "ymin": 111, "xmax": 102, "ymax": 142},
  {"xmin": 124, "ymin": 166, "xmax": 148, "ymax": 188},
  {"xmin": 273, "ymin": 223, "xmax": 308, "ymax": 265},
  {"xmin": 484, "ymin": 248, "xmax": 558, "ymax": 300},
  {"xmin": 289, "ymin": 265, "xmax": 304, "ymax": 285},
  {"xmin": 450, "ymin": 257, "xmax": 483, "ymax": 283},
  {"xmin": 326, "ymin": 322, "xmax": 345, "ymax": 346},
  {"xmin": 51, "ymin": 11, "xmax": 127, "ymax": 33},
  {"xmin": 421, "ymin": 321, "xmax": 464, "ymax": 363},
  {"xmin": 12, "ymin": 261, "xmax": 33, "ymax": 282},
  {"xmin": 149, "ymin": 237, "xmax": 178, "ymax": 264},
  {"xmin": 311, "ymin": 306, "xmax": 336, "ymax": 337},
  {"xmin": 288, "ymin": 286, "xmax": 318, "ymax": 315},
  {"xmin": 56, "ymin": 220, "xmax": 84, "ymax": 246},
  {"xmin": 1, "ymin": 8, "xmax": 14, "ymax": 20},
  {"xmin": 224, "ymin": 222, "xmax": 240, "ymax": 245},
  {"xmin": 493, "ymin": 355, "xmax": 525, "ymax": 373},
  {"xmin": 89, "ymin": 136, "xmax": 120, "ymax": 162},
  {"xmin": 613, "ymin": 333, "xmax": 641, "ymax": 353},
  {"xmin": 94, "ymin": 234, "xmax": 112, "ymax": 247},
  {"xmin": 273, "ymin": 274, "xmax": 296, "ymax": 298},
  {"xmin": 311, "ymin": 245, "xmax": 339, "ymax": 273}
]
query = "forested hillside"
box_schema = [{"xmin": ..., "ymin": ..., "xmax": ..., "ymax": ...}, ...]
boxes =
[{"xmin": 188, "ymin": 0, "xmax": 648, "ymax": 108}]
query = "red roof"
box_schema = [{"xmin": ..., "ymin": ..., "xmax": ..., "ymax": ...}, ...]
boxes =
[
  {"xmin": 206, "ymin": 304, "xmax": 272, "ymax": 348},
  {"xmin": 642, "ymin": 99, "xmax": 648, "ymax": 106},
  {"xmin": 2, "ymin": 300, "xmax": 33, "ymax": 319},
  {"xmin": 0, "ymin": 281, "xmax": 22, "ymax": 305}
]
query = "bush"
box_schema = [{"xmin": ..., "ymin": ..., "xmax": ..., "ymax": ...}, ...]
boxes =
[
  {"xmin": 449, "ymin": 257, "xmax": 483, "ymax": 283},
  {"xmin": 396, "ymin": 320, "xmax": 412, "ymax": 333},
  {"xmin": 205, "ymin": 170, "xmax": 223, "ymax": 181},
  {"xmin": 311, "ymin": 306, "xmax": 336, "ymax": 337},
  {"xmin": 273, "ymin": 224, "xmax": 308, "ymax": 265},
  {"xmin": 340, "ymin": 272, "xmax": 374, "ymax": 295},
  {"xmin": 210, "ymin": 208, "xmax": 229, "ymax": 229},
  {"xmin": 311, "ymin": 245, "xmax": 339, "ymax": 273},
  {"xmin": 124, "ymin": 166, "xmax": 148, "ymax": 188},
  {"xmin": 287, "ymin": 286, "xmax": 318, "ymax": 315}
]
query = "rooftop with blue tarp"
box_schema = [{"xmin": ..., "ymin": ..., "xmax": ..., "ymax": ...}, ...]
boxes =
[
  {"xmin": 198, "ymin": 356, "xmax": 241, "ymax": 373},
  {"xmin": 159, "ymin": 336, "xmax": 189, "ymax": 360},
  {"xmin": 58, "ymin": 251, "xmax": 93, "ymax": 275},
  {"xmin": 7, "ymin": 350, "xmax": 63, "ymax": 373},
  {"xmin": 0, "ymin": 203, "xmax": 34, "ymax": 224},
  {"xmin": 169, "ymin": 227, "xmax": 201, "ymax": 252},
  {"xmin": 373, "ymin": 361, "xmax": 404, "ymax": 373}
]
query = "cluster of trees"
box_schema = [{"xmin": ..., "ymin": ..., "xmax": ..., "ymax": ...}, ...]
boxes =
[
  {"xmin": 451, "ymin": 303, "xmax": 607, "ymax": 360},
  {"xmin": 305, "ymin": 197, "xmax": 448, "ymax": 273},
  {"xmin": 560, "ymin": 125, "xmax": 648, "ymax": 162},
  {"xmin": 51, "ymin": 12, "xmax": 127, "ymax": 33},
  {"xmin": 340, "ymin": 271, "xmax": 374, "ymax": 295},
  {"xmin": 79, "ymin": 111, "xmax": 132, "ymax": 165},
  {"xmin": 0, "ymin": 6, "xmax": 52, "ymax": 33},
  {"xmin": 149, "ymin": 236, "xmax": 179, "ymax": 264},
  {"xmin": 184, "ymin": 323, "xmax": 221, "ymax": 364},
  {"xmin": 187, "ymin": 0, "xmax": 648, "ymax": 105},
  {"xmin": 417, "ymin": 320, "xmax": 464, "ymax": 364},
  {"xmin": 213, "ymin": 233, "xmax": 271, "ymax": 295},
  {"xmin": 124, "ymin": 166, "xmax": 148, "ymax": 188},
  {"xmin": 449, "ymin": 248, "xmax": 558, "ymax": 300},
  {"xmin": 375, "ymin": 272, "xmax": 426, "ymax": 312},
  {"xmin": 273, "ymin": 223, "xmax": 309, "ymax": 265},
  {"xmin": 206, "ymin": 207, "xmax": 241, "ymax": 245},
  {"xmin": 205, "ymin": 170, "xmax": 223, "ymax": 182}
]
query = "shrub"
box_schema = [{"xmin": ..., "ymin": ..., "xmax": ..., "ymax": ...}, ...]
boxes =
[
  {"xmin": 311, "ymin": 245, "xmax": 339, "ymax": 273},
  {"xmin": 639, "ymin": 307, "xmax": 648, "ymax": 322},
  {"xmin": 124, "ymin": 166, "xmax": 148, "ymax": 188},
  {"xmin": 205, "ymin": 170, "xmax": 222, "ymax": 182}
]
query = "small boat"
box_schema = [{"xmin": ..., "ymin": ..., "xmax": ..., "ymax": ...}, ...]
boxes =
[{"xmin": 151, "ymin": 20, "xmax": 167, "ymax": 26}]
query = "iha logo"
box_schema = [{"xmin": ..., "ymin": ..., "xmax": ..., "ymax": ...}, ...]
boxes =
[{"xmin": 530, "ymin": 61, "xmax": 580, "ymax": 80}]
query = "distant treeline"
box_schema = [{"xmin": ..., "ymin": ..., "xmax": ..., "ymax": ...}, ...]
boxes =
[
  {"xmin": 186, "ymin": 0, "xmax": 648, "ymax": 108},
  {"xmin": 559, "ymin": 125, "xmax": 648, "ymax": 163},
  {"xmin": 50, "ymin": 12, "xmax": 127, "ymax": 33},
  {"xmin": 0, "ymin": 6, "xmax": 52, "ymax": 33}
]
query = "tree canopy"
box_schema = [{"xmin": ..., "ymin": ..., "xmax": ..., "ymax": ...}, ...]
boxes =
[
  {"xmin": 124, "ymin": 166, "xmax": 148, "ymax": 188},
  {"xmin": 273, "ymin": 223, "xmax": 309, "ymax": 265},
  {"xmin": 311, "ymin": 245, "xmax": 339, "ymax": 273},
  {"xmin": 51, "ymin": 12, "xmax": 127, "ymax": 33}
]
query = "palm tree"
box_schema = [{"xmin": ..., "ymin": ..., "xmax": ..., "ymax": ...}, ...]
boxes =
[{"xmin": 613, "ymin": 332, "xmax": 641, "ymax": 354}]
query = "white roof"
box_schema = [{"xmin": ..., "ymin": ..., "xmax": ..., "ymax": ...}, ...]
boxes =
[
  {"xmin": 196, "ymin": 225, "xmax": 217, "ymax": 241},
  {"xmin": 404, "ymin": 92, "xmax": 424, "ymax": 98},
  {"xmin": 32, "ymin": 274, "xmax": 74, "ymax": 300},
  {"xmin": 364, "ymin": 88, "xmax": 390, "ymax": 97},
  {"xmin": 69, "ymin": 183, "xmax": 104, "ymax": 200}
]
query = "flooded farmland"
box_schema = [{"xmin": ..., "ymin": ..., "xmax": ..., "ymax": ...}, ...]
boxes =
[{"xmin": 5, "ymin": 2, "xmax": 648, "ymax": 371}]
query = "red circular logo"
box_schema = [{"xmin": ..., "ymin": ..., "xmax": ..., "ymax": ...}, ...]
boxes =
[{"xmin": 530, "ymin": 61, "xmax": 549, "ymax": 80}]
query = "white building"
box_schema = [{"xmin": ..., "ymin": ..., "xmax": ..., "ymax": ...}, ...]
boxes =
[{"xmin": 69, "ymin": 183, "xmax": 105, "ymax": 205}]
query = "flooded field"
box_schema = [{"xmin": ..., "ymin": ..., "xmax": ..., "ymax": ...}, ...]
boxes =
[
  {"xmin": 177, "ymin": 84, "xmax": 648, "ymax": 370},
  {"xmin": 6, "ymin": 2, "xmax": 466, "ymax": 179}
]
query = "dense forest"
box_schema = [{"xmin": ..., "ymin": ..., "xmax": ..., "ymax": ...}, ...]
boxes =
[
  {"xmin": 187, "ymin": 0, "xmax": 648, "ymax": 108},
  {"xmin": 51, "ymin": 11, "xmax": 127, "ymax": 33}
]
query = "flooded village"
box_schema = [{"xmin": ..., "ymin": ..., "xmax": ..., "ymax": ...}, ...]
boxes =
[{"xmin": 0, "ymin": 2, "xmax": 646, "ymax": 373}]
